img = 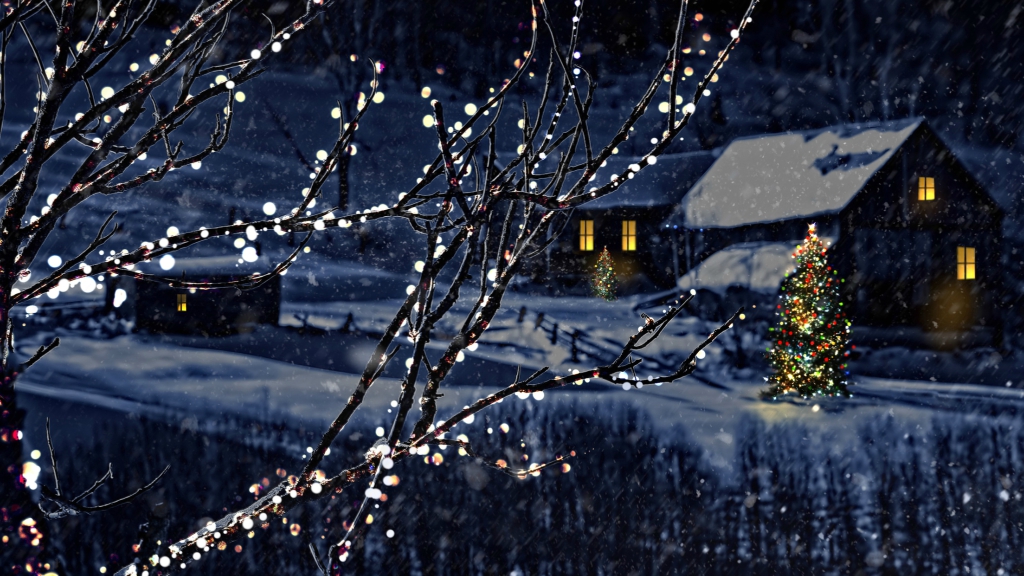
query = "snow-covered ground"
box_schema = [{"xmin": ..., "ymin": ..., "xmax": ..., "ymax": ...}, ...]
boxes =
[{"xmin": 17, "ymin": 289, "xmax": 1024, "ymax": 480}]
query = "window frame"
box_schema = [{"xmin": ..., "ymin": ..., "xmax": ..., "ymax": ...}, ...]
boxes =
[
  {"xmin": 621, "ymin": 220, "xmax": 637, "ymax": 252},
  {"xmin": 917, "ymin": 176, "xmax": 935, "ymax": 201},
  {"xmin": 579, "ymin": 219, "xmax": 594, "ymax": 251},
  {"xmin": 956, "ymin": 246, "xmax": 976, "ymax": 280},
  {"xmin": 177, "ymin": 293, "xmax": 187, "ymax": 312}
]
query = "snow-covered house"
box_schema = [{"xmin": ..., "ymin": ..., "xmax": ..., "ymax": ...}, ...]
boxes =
[
  {"xmin": 542, "ymin": 151, "xmax": 715, "ymax": 293},
  {"xmin": 669, "ymin": 118, "xmax": 1003, "ymax": 338},
  {"xmin": 112, "ymin": 256, "xmax": 281, "ymax": 336}
]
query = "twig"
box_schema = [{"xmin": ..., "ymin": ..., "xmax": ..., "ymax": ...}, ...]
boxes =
[{"xmin": 39, "ymin": 422, "xmax": 172, "ymax": 520}]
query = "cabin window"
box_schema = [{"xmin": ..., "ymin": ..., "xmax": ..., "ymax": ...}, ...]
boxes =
[
  {"xmin": 956, "ymin": 246, "xmax": 976, "ymax": 280},
  {"xmin": 579, "ymin": 220, "xmax": 594, "ymax": 251},
  {"xmin": 177, "ymin": 293, "xmax": 187, "ymax": 312},
  {"xmin": 917, "ymin": 176, "xmax": 935, "ymax": 201},
  {"xmin": 621, "ymin": 220, "xmax": 637, "ymax": 251}
]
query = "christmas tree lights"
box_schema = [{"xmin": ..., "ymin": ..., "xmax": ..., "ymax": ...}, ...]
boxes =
[
  {"xmin": 763, "ymin": 224, "xmax": 852, "ymax": 398},
  {"xmin": 591, "ymin": 246, "xmax": 617, "ymax": 301}
]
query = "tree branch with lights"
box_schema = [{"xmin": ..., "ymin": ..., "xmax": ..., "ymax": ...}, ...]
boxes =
[
  {"xmin": 0, "ymin": 0, "xmax": 761, "ymax": 572},
  {"xmin": 0, "ymin": 0, "xmax": 374, "ymax": 571}
]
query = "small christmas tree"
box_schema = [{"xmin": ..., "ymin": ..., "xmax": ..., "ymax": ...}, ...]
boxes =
[
  {"xmin": 763, "ymin": 224, "xmax": 851, "ymax": 398},
  {"xmin": 591, "ymin": 246, "xmax": 617, "ymax": 301}
]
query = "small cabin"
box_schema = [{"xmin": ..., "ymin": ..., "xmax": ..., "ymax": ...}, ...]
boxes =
[
  {"xmin": 667, "ymin": 118, "xmax": 1003, "ymax": 347},
  {"xmin": 110, "ymin": 256, "xmax": 281, "ymax": 336}
]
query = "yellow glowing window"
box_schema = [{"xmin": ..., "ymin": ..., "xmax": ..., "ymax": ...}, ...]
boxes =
[
  {"xmin": 621, "ymin": 220, "xmax": 637, "ymax": 251},
  {"xmin": 956, "ymin": 246, "xmax": 975, "ymax": 280},
  {"xmin": 579, "ymin": 220, "xmax": 594, "ymax": 251},
  {"xmin": 918, "ymin": 176, "xmax": 935, "ymax": 201},
  {"xmin": 176, "ymin": 293, "xmax": 187, "ymax": 312}
]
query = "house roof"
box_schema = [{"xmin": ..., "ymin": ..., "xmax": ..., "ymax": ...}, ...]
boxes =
[
  {"xmin": 672, "ymin": 118, "xmax": 925, "ymax": 229},
  {"xmin": 148, "ymin": 254, "xmax": 278, "ymax": 278},
  {"xmin": 580, "ymin": 151, "xmax": 716, "ymax": 210},
  {"xmin": 491, "ymin": 150, "xmax": 712, "ymax": 211}
]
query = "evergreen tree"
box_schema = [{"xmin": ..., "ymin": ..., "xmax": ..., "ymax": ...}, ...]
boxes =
[
  {"xmin": 763, "ymin": 224, "xmax": 851, "ymax": 398},
  {"xmin": 591, "ymin": 247, "xmax": 617, "ymax": 301}
]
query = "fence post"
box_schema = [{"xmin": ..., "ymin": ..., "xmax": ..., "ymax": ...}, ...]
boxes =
[
  {"xmin": 571, "ymin": 330, "xmax": 580, "ymax": 362},
  {"xmin": 550, "ymin": 323, "xmax": 558, "ymax": 345}
]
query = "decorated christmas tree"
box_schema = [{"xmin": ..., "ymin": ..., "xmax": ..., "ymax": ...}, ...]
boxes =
[
  {"xmin": 763, "ymin": 224, "xmax": 852, "ymax": 398},
  {"xmin": 591, "ymin": 246, "xmax": 617, "ymax": 301}
]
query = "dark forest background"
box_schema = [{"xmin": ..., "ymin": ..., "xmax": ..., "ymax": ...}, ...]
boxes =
[{"xmin": 177, "ymin": 0, "xmax": 1024, "ymax": 150}]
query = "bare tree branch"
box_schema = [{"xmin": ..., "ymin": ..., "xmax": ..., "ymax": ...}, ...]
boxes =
[
  {"xmin": 39, "ymin": 422, "xmax": 171, "ymax": 520},
  {"xmin": 0, "ymin": 0, "xmax": 764, "ymax": 572}
]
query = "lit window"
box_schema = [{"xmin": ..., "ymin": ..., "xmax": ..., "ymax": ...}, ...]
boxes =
[
  {"xmin": 918, "ymin": 176, "xmax": 935, "ymax": 201},
  {"xmin": 177, "ymin": 293, "xmax": 187, "ymax": 312},
  {"xmin": 956, "ymin": 246, "xmax": 975, "ymax": 280},
  {"xmin": 621, "ymin": 220, "xmax": 637, "ymax": 251},
  {"xmin": 579, "ymin": 220, "xmax": 594, "ymax": 251}
]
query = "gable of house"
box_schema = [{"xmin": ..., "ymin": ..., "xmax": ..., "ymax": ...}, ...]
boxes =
[
  {"xmin": 826, "ymin": 124, "xmax": 998, "ymax": 233},
  {"xmin": 836, "ymin": 123, "xmax": 1002, "ymax": 291}
]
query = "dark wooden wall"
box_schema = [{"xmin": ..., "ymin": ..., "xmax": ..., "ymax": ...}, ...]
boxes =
[
  {"xmin": 546, "ymin": 206, "xmax": 677, "ymax": 293},
  {"xmin": 133, "ymin": 276, "xmax": 281, "ymax": 336}
]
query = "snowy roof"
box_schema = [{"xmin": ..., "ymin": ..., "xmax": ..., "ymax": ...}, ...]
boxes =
[
  {"xmin": 149, "ymin": 255, "xmax": 278, "ymax": 277},
  {"xmin": 677, "ymin": 241, "xmax": 812, "ymax": 294},
  {"xmin": 580, "ymin": 151, "xmax": 716, "ymax": 210},
  {"xmin": 674, "ymin": 118, "xmax": 924, "ymax": 229}
]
